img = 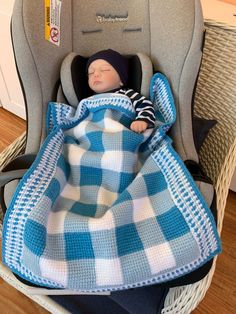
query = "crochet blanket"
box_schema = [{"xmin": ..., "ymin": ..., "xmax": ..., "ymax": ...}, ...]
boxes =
[{"xmin": 2, "ymin": 73, "xmax": 221, "ymax": 292}]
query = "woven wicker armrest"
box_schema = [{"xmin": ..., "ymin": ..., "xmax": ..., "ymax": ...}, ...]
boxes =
[
  {"xmin": 162, "ymin": 20, "xmax": 236, "ymax": 314},
  {"xmin": 0, "ymin": 132, "xmax": 26, "ymax": 171},
  {"xmin": 194, "ymin": 20, "xmax": 236, "ymax": 232}
]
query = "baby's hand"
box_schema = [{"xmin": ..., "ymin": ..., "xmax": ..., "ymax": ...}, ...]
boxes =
[{"xmin": 130, "ymin": 120, "xmax": 148, "ymax": 133}]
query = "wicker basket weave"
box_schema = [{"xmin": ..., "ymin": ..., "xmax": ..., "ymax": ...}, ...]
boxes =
[
  {"xmin": 0, "ymin": 131, "xmax": 26, "ymax": 171},
  {"xmin": 162, "ymin": 19, "xmax": 236, "ymax": 313},
  {"xmin": 195, "ymin": 19, "xmax": 236, "ymax": 231},
  {"xmin": 195, "ymin": 20, "xmax": 236, "ymax": 185}
]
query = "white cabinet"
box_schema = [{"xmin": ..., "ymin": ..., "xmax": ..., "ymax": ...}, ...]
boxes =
[{"xmin": 0, "ymin": 0, "xmax": 26, "ymax": 119}]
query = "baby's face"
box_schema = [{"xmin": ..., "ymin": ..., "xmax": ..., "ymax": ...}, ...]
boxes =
[{"xmin": 88, "ymin": 59, "xmax": 122, "ymax": 93}]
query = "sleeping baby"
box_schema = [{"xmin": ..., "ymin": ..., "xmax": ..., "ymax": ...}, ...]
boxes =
[{"xmin": 86, "ymin": 49, "xmax": 155, "ymax": 133}]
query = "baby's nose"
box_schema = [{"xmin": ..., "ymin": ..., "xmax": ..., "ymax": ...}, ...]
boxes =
[{"xmin": 94, "ymin": 70, "xmax": 100, "ymax": 77}]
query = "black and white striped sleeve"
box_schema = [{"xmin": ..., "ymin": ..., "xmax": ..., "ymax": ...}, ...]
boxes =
[{"xmin": 117, "ymin": 89, "xmax": 155, "ymax": 127}]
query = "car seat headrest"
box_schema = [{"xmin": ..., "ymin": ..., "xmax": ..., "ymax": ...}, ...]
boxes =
[{"xmin": 60, "ymin": 52, "xmax": 153, "ymax": 107}]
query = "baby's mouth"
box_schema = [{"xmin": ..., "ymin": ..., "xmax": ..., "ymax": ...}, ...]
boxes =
[{"xmin": 94, "ymin": 81, "xmax": 102, "ymax": 85}]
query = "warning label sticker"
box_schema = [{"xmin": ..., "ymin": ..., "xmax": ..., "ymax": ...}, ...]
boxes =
[{"xmin": 45, "ymin": 0, "xmax": 62, "ymax": 46}]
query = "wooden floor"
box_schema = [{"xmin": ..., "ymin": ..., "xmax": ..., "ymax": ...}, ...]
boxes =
[
  {"xmin": 0, "ymin": 108, "xmax": 235, "ymax": 313},
  {"xmin": 0, "ymin": 108, "xmax": 26, "ymax": 153}
]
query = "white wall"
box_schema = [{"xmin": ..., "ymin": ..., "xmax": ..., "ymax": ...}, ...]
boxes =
[{"xmin": 0, "ymin": 0, "xmax": 26, "ymax": 119}]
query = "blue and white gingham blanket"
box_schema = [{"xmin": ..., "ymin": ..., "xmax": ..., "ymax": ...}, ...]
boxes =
[{"xmin": 2, "ymin": 73, "xmax": 221, "ymax": 292}]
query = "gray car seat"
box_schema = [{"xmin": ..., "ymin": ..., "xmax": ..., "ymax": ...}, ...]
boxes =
[
  {"xmin": 2, "ymin": 0, "xmax": 214, "ymax": 207},
  {"xmin": 0, "ymin": 0, "xmax": 218, "ymax": 312}
]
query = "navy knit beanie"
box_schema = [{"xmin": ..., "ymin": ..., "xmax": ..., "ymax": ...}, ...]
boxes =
[{"xmin": 86, "ymin": 49, "xmax": 128, "ymax": 86}]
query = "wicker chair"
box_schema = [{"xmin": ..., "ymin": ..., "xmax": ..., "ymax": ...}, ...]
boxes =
[
  {"xmin": 0, "ymin": 132, "xmax": 26, "ymax": 172},
  {"xmin": 0, "ymin": 19, "xmax": 235, "ymax": 314},
  {"xmin": 162, "ymin": 19, "xmax": 236, "ymax": 313}
]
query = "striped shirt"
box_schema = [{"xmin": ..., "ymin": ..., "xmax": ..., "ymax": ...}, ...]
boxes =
[{"xmin": 116, "ymin": 88, "xmax": 155, "ymax": 127}]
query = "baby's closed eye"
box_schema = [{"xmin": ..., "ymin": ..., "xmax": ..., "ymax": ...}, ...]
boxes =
[
  {"xmin": 88, "ymin": 68, "xmax": 111, "ymax": 75},
  {"xmin": 101, "ymin": 68, "xmax": 111, "ymax": 72}
]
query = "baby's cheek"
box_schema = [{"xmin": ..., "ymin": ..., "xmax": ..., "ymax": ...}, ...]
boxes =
[{"xmin": 88, "ymin": 79, "xmax": 93, "ymax": 88}]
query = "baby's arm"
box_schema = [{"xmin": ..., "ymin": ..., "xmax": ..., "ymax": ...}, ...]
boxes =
[
  {"xmin": 116, "ymin": 89, "xmax": 155, "ymax": 133},
  {"xmin": 129, "ymin": 91, "xmax": 155, "ymax": 132}
]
